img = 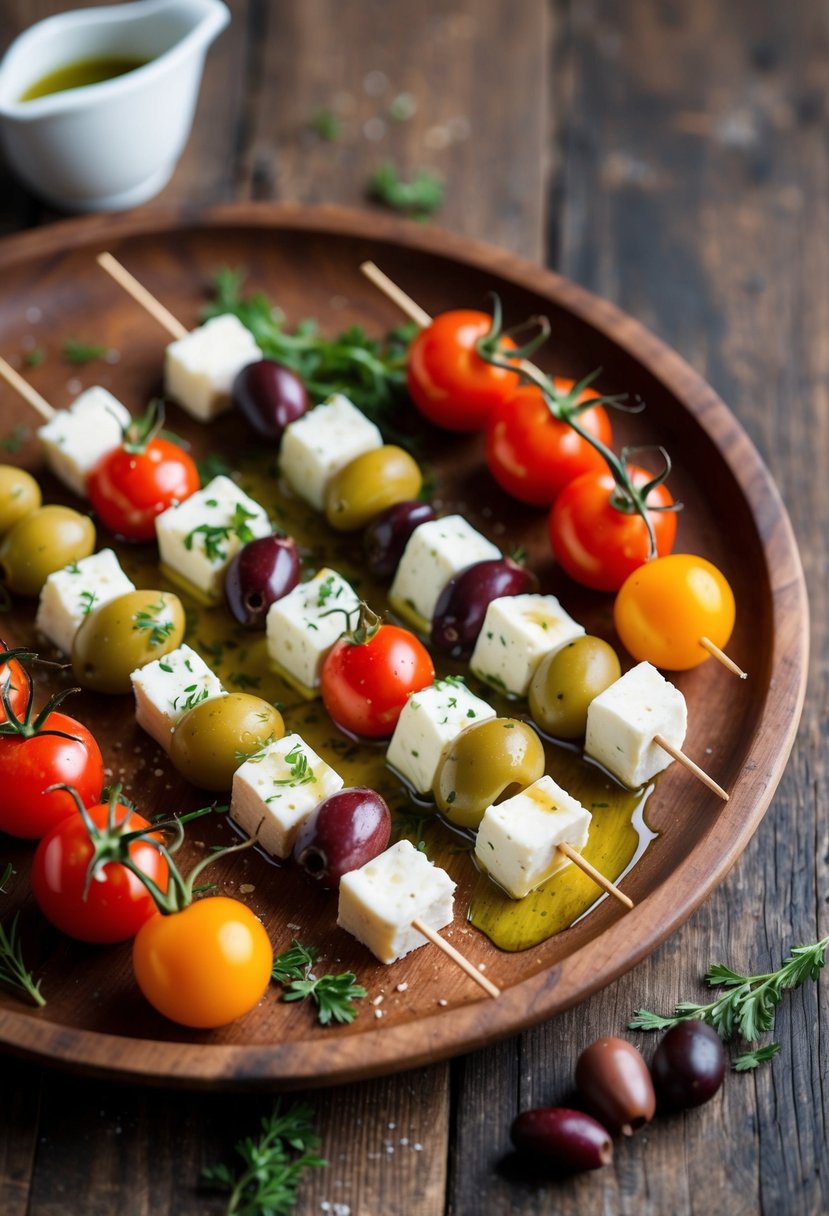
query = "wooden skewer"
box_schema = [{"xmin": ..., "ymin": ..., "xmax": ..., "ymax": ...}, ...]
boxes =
[
  {"xmin": 96, "ymin": 251, "xmax": 189, "ymax": 341},
  {"xmin": 411, "ymin": 917, "xmax": 500, "ymax": 999},
  {"xmin": 653, "ymin": 734, "xmax": 728, "ymax": 801},
  {"xmin": 361, "ymin": 261, "xmax": 432, "ymax": 329},
  {"xmin": 556, "ymin": 842, "xmax": 634, "ymax": 909},
  {"xmin": 700, "ymin": 636, "xmax": 747, "ymax": 679},
  {"xmin": 0, "ymin": 355, "xmax": 56, "ymax": 421}
]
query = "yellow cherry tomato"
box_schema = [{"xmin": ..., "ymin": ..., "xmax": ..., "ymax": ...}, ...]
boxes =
[
  {"xmin": 132, "ymin": 896, "xmax": 273, "ymax": 1028},
  {"xmin": 613, "ymin": 554, "xmax": 735, "ymax": 671}
]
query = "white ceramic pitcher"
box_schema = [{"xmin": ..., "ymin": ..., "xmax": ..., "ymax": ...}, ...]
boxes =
[{"xmin": 0, "ymin": 0, "xmax": 229, "ymax": 212}]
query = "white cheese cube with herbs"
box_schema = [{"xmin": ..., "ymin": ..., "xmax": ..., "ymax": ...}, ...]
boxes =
[
  {"xmin": 470, "ymin": 594, "xmax": 585, "ymax": 698},
  {"xmin": 154, "ymin": 475, "xmax": 270, "ymax": 601},
  {"xmin": 38, "ymin": 386, "xmax": 130, "ymax": 497},
  {"xmin": 266, "ymin": 567, "xmax": 359, "ymax": 694},
  {"xmin": 164, "ymin": 313, "xmax": 261, "ymax": 422},
  {"xmin": 337, "ymin": 840, "xmax": 456, "ymax": 964},
  {"xmin": 388, "ymin": 515, "xmax": 501, "ymax": 633},
  {"xmin": 279, "ymin": 393, "xmax": 383, "ymax": 511},
  {"xmin": 131, "ymin": 643, "xmax": 225, "ymax": 750},
  {"xmin": 585, "ymin": 660, "xmax": 687, "ymax": 788},
  {"xmin": 386, "ymin": 678, "xmax": 496, "ymax": 795},
  {"xmin": 474, "ymin": 775, "xmax": 592, "ymax": 900},
  {"xmin": 36, "ymin": 548, "xmax": 135, "ymax": 655},
  {"xmin": 230, "ymin": 732, "xmax": 344, "ymax": 859}
]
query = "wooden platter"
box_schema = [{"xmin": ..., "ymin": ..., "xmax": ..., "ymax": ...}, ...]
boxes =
[{"xmin": 0, "ymin": 203, "xmax": 808, "ymax": 1090}]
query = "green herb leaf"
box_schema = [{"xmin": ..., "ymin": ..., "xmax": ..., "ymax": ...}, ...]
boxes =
[
  {"xmin": 272, "ymin": 940, "xmax": 319, "ymax": 984},
  {"xmin": 309, "ymin": 108, "xmax": 341, "ymax": 141},
  {"xmin": 369, "ymin": 160, "xmax": 444, "ymax": 216},
  {"xmin": 0, "ymin": 423, "xmax": 31, "ymax": 454},
  {"xmin": 271, "ymin": 938, "xmax": 366, "ymax": 1025},
  {"xmin": 61, "ymin": 338, "xmax": 109, "ymax": 364},
  {"xmin": 732, "ymin": 1043, "xmax": 781, "ymax": 1071},
  {"xmin": 132, "ymin": 597, "xmax": 175, "ymax": 648},
  {"xmin": 0, "ymin": 880, "xmax": 46, "ymax": 1007},
  {"xmin": 23, "ymin": 347, "xmax": 45, "ymax": 368},
  {"xmin": 185, "ymin": 503, "xmax": 258, "ymax": 562}
]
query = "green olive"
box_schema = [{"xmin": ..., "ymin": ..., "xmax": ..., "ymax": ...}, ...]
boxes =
[
  {"xmin": 170, "ymin": 694, "xmax": 285, "ymax": 791},
  {"xmin": 528, "ymin": 635, "xmax": 622, "ymax": 739},
  {"xmin": 325, "ymin": 445, "xmax": 422, "ymax": 532},
  {"xmin": 433, "ymin": 717, "xmax": 545, "ymax": 830},
  {"xmin": 0, "ymin": 466, "xmax": 41, "ymax": 535},
  {"xmin": 0, "ymin": 504, "xmax": 95, "ymax": 597},
  {"xmin": 71, "ymin": 589, "xmax": 185, "ymax": 694}
]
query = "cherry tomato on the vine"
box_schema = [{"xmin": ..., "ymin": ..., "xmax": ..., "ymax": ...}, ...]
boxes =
[
  {"xmin": 485, "ymin": 379, "xmax": 613, "ymax": 506},
  {"xmin": 0, "ymin": 710, "xmax": 104, "ymax": 839},
  {"xmin": 321, "ymin": 622, "xmax": 435, "ymax": 739},
  {"xmin": 549, "ymin": 464, "xmax": 677, "ymax": 592},
  {"xmin": 614, "ymin": 554, "xmax": 736, "ymax": 670},
  {"xmin": 407, "ymin": 310, "xmax": 520, "ymax": 432},
  {"xmin": 132, "ymin": 896, "xmax": 273, "ymax": 1028},
  {"xmin": 0, "ymin": 649, "xmax": 31, "ymax": 724},
  {"xmin": 87, "ymin": 403, "xmax": 199, "ymax": 542},
  {"xmin": 31, "ymin": 800, "xmax": 167, "ymax": 943}
]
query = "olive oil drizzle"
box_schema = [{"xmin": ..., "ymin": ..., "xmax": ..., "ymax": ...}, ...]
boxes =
[{"xmin": 19, "ymin": 57, "xmax": 148, "ymax": 103}]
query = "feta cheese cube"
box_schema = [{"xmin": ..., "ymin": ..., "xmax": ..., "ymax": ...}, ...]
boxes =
[
  {"xmin": 131, "ymin": 643, "xmax": 224, "ymax": 750},
  {"xmin": 386, "ymin": 678, "xmax": 496, "ymax": 795},
  {"xmin": 230, "ymin": 732, "xmax": 343, "ymax": 858},
  {"xmin": 585, "ymin": 660, "xmax": 687, "ymax": 788},
  {"xmin": 38, "ymin": 387, "xmax": 130, "ymax": 497},
  {"xmin": 337, "ymin": 840, "xmax": 456, "ymax": 963},
  {"xmin": 474, "ymin": 775, "xmax": 592, "ymax": 899},
  {"xmin": 266, "ymin": 567, "xmax": 359, "ymax": 695},
  {"xmin": 36, "ymin": 548, "xmax": 135, "ymax": 655},
  {"xmin": 470, "ymin": 594, "xmax": 585, "ymax": 697},
  {"xmin": 279, "ymin": 393, "xmax": 383, "ymax": 511},
  {"xmin": 388, "ymin": 515, "xmax": 500, "ymax": 633},
  {"xmin": 155, "ymin": 475, "xmax": 271, "ymax": 601},
  {"xmin": 164, "ymin": 314, "xmax": 261, "ymax": 422}
]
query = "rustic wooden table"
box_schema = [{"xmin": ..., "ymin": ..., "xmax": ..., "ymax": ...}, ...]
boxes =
[{"xmin": 0, "ymin": 2, "xmax": 827, "ymax": 1213}]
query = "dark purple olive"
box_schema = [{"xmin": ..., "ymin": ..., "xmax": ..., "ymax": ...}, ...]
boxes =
[
  {"xmin": 363, "ymin": 500, "xmax": 436, "ymax": 580},
  {"xmin": 430, "ymin": 557, "xmax": 539, "ymax": 656},
  {"xmin": 575, "ymin": 1037, "xmax": 656, "ymax": 1136},
  {"xmin": 510, "ymin": 1107, "xmax": 613, "ymax": 1173},
  {"xmin": 292, "ymin": 788, "xmax": 391, "ymax": 889},
  {"xmin": 651, "ymin": 1020, "xmax": 726, "ymax": 1111},
  {"xmin": 224, "ymin": 534, "xmax": 301, "ymax": 629},
  {"xmin": 232, "ymin": 358, "xmax": 309, "ymax": 441}
]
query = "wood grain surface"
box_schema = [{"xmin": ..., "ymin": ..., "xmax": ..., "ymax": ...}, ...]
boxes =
[{"xmin": 0, "ymin": 2, "xmax": 827, "ymax": 1214}]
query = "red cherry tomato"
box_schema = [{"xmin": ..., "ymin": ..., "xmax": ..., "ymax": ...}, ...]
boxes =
[
  {"xmin": 132, "ymin": 896, "xmax": 273, "ymax": 1028},
  {"xmin": 406, "ymin": 310, "xmax": 520, "ymax": 432},
  {"xmin": 31, "ymin": 800, "xmax": 167, "ymax": 943},
  {"xmin": 549, "ymin": 465, "xmax": 677, "ymax": 592},
  {"xmin": 0, "ymin": 649, "xmax": 31, "ymax": 724},
  {"xmin": 485, "ymin": 378, "xmax": 613, "ymax": 506},
  {"xmin": 321, "ymin": 623, "xmax": 435, "ymax": 739},
  {"xmin": 88, "ymin": 436, "xmax": 199, "ymax": 541},
  {"xmin": 0, "ymin": 711, "xmax": 105, "ymax": 839}
]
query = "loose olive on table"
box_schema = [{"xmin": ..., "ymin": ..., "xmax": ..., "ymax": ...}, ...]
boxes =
[
  {"xmin": 528, "ymin": 635, "xmax": 621, "ymax": 739},
  {"xmin": 575, "ymin": 1036, "xmax": 656, "ymax": 1137},
  {"xmin": 433, "ymin": 717, "xmax": 545, "ymax": 829},
  {"xmin": 0, "ymin": 465, "xmax": 41, "ymax": 535},
  {"xmin": 0, "ymin": 504, "xmax": 95, "ymax": 596},
  {"xmin": 169, "ymin": 693, "xmax": 285, "ymax": 791},
  {"xmin": 224, "ymin": 533, "xmax": 301, "ymax": 629},
  {"xmin": 324, "ymin": 445, "xmax": 422, "ymax": 532},
  {"xmin": 510, "ymin": 1107, "xmax": 614, "ymax": 1172},
  {"xmin": 650, "ymin": 1020, "xmax": 726, "ymax": 1111},
  {"xmin": 430, "ymin": 557, "xmax": 538, "ymax": 656},
  {"xmin": 293, "ymin": 787, "xmax": 391, "ymax": 889},
  {"xmin": 232, "ymin": 358, "xmax": 309, "ymax": 441},
  {"xmin": 71, "ymin": 589, "xmax": 185, "ymax": 694},
  {"xmin": 363, "ymin": 499, "xmax": 436, "ymax": 579}
]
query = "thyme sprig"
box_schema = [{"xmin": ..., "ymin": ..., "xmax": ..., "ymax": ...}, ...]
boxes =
[
  {"xmin": 271, "ymin": 939, "xmax": 367, "ymax": 1026},
  {"xmin": 0, "ymin": 863, "xmax": 45, "ymax": 1007}
]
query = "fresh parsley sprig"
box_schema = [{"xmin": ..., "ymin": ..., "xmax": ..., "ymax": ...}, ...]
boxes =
[
  {"xmin": 0, "ymin": 864, "xmax": 46, "ymax": 1007},
  {"xmin": 271, "ymin": 939, "xmax": 367, "ymax": 1026},
  {"xmin": 201, "ymin": 1099, "xmax": 325, "ymax": 1216},
  {"xmin": 369, "ymin": 160, "xmax": 444, "ymax": 216},
  {"xmin": 630, "ymin": 932, "xmax": 829, "ymax": 1068}
]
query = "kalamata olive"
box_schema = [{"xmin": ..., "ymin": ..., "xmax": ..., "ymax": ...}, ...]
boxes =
[
  {"xmin": 170, "ymin": 694, "xmax": 285, "ymax": 790},
  {"xmin": 224, "ymin": 534, "xmax": 301, "ymax": 629},
  {"xmin": 0, "ymin": 465, "xmax": 41, "ymax": 535},
  {"xmin": 575, "ymin": 1037, "xmax": 656, "ymax": 1136},
  {"xmin": 430, "ymin": 557, "xmax": 538, "ymax": 656},
  {"xmin": 293, "ymin": 788, "xmax": 391, "ymax": 889},
  {"xmin": 510, "ymin": 1107, "xmax": 613, "ymax": 1173},
  {"xmin": 363, "ymin": 500, "xmax": 436, "ymax": 579},
  {"xmin": 0, "ymin": 504, "xmax": 95, "ymax": 597},
  {"xmin": 529, "ymin": 635, "xmax": 621, "ymax": 739},
  {"xmin": 71, "ymin": 589, "xmax": 185, "ymax": 694},
  {"xmin": 433, "ymin": 717, "xmax": 545, "ymax": 829},
  {"xmin": 650, "ymin": 1020, "xmax": 726, "ymax": 1111},
  {"xmin": 232, "ymin": 358, "xmax": 309, "ymax": 441},
  {"xmin": 325, "ymin": 445, "xmax": 423, "ymax": 532}
]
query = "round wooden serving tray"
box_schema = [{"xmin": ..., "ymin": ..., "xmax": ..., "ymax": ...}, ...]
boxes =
[{"xmin": 0, "ymin": 204, "xmax": 808, "ymax": 1090}]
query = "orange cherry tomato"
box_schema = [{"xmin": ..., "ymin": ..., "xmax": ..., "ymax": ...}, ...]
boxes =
[
  {"xmin": 614, "ymin": 554, "xmax": 736, "ymax": 671},
  {"xmin": 132, "ymin": 896, "xmax": 273, "ymax": 1028}
]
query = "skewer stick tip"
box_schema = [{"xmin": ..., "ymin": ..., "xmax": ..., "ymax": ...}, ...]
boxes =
[
  {"xmin": 96, "ymin": 250, "xmax": 188, "ymax": 341},
  {"xmin": 653, "ymin": 734, "xmax": 729, "ymax": 801},
  {"xmin": 411, "ymin": 917, "xmax": 500, "ymax": 999},
  {"xmin": 360, "ymin": 261, "xmax": 433, "ymax": 329},
  {"xmin": 699, "ymin": 636, "xmax": 747, "ymax": 679},
  {"xmin": 557, "ymin": 842, "xmax": 634, "ymax": 909},
  {"xmin": 0, "ymin": 354, "xmax": 55, "ymax": 421}
]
